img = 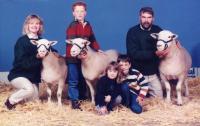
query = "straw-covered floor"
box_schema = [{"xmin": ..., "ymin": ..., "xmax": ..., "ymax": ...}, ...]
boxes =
[{"xmin": 0, "ymin": 77, "xmax": 200, "ymax": 126}]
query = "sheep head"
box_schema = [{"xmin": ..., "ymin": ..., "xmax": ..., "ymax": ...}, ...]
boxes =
[
  {"xmin": 66, "ymin": 38, "xmax": 90, "ymax": 57},
  {"xmin": 31, "ymin": 39, "xmax": 57, "ymax": 58},
  {"xmin": 151, "ymin": 30, "xmax": 178, "ymax": 51}
]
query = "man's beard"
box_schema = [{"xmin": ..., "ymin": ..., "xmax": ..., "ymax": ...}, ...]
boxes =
[{"xmin": 141, "ymin": 22, "xmax": 152, "ymax": 30}]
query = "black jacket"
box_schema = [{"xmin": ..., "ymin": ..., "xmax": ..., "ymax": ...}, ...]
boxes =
[
  {"xmin": 8, "ymin": 35, "xmax": 42, "ymax": 84},
  {"xmin": 126, "ymin": 24, "xmax": 162, "ymax": 75},
  {"xmin": 95, "ymin": 76, "xmax": 121, "ymax": 106}
]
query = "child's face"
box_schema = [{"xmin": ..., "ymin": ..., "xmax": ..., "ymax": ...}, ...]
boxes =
[
  {"xmin": 28, "ymin": 18, "xmax": 41, "ymax": 35},
  {"xmin": 107, "ymin": 69, "xmax": 118, "ymax": 79},
  {"xmin": 119, "ymin": 61, "xmax": 131, "ymax": 75},
  {"xmin": 73, "ymin": 5, "xmax": 87, "ymax": 22}
]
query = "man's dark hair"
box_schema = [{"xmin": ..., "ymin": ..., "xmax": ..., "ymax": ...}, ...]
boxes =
[{"xmin": 139, "ymin": 7, "xmax": 154, "ymax": 16}]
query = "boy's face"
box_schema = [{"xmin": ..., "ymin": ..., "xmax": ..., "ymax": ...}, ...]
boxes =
[
  {"xmin": 119, "ymin": 61, "xmax": 131, "ymax": 75},
  {"xmin": 73, "ymin": 5, "xmax": 87, "ymax": 22},
  {"xmin": 107, "ymin": 69, "xmax": 118, "ymax": 80}
]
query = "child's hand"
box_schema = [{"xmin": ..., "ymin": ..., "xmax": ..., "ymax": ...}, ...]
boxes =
[
  {"xmin": 105, "ymin": 95, "xmax": 111, "ymax": 103},
  {"xmin": 98, "ymin": 50, "xmax": 104, "ymax": 53},
  {"xmin": 96, "ymin": 106, "xmax": 108, "ymax": 115},
  {"xmin": 136, "ymin": 96, "xmax": 144, "ymax": 105}
]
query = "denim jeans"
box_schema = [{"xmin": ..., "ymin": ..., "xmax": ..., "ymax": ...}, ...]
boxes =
[
  {"xmin": 68, "ymin": 63, "xmax": 79, "ymax": 101},
  {"xmin": 121, "ymin": 82, "xmax": 130, "ymax": 107},
  {"xmin": 121, "ymin": 82, "xmax": 142, "ymax": 114},
  {"xmin": 130, "ymin": 93, "xmax": 142, "ymax": 114}
]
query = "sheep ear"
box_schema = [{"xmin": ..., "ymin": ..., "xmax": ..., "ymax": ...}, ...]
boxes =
[
  {"xmin": 65, "ymin": 39, "xmax": 73, "ymax": 44},
  {"xmin": 30, "ymin": 40, "xmax": 38, "ymax": 45},
  {"xmin": 85, "ymin": 40, "xmax": 91, "ymax": 45},
  {"xmin": 150, "ymin": 33, "xmax": 158, "ymax": 39},
  {"xmin": 172, "ymin": 34, "xmax": 178, "ymax": 39},
  {"xmin": 50, "ymin": 41, "xmax": 57, "ymax": 46}
]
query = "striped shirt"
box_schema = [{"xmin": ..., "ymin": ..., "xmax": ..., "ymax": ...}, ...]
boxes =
[{"xmin": 123, "ymin": 69, "xmax": 149, "ymax": 98}]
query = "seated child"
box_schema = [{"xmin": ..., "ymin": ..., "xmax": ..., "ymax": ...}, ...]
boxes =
[
  {"xmin": 117, "ymin": 54, "xmax": 149, "ymax": 114},
  {"xmin": 95, "ymin": 61, "xmax": 121, "ymax": 115}
]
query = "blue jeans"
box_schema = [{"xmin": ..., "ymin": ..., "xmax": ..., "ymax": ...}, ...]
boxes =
[
  {"xmin": 121, "ymin": 82, "xmax": 130, "ymax": 107},
  {"xmin": 68, "ymin": 63, "xmax": 79, "ymax": 101},
  {"xmin": 121, "ymin": 82, "xmax": 142, "ymax": 114},
  {"xmin": 130, "ymin": 93, "xmax": 142, "ymax": 114}
]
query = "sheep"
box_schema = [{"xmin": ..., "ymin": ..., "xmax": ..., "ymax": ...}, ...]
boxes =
[
  {"xmin": 31, "ymin": 39, "xmax": 67, "ymax": 106},
  {"xmin": 66, "ymin": 38, "xmax": 118, "ymax": 104},
  {"xmin": 151, "ymin": 30, "xmax": 192, "ymax": 105}
]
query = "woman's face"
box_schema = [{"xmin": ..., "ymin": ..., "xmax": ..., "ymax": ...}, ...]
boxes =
[{"xmin": 28, "ymin": 18, "xmax": 41, "ymax": 35}]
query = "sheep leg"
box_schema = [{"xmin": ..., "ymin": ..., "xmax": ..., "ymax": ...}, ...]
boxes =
[
  {"xmin": 184, "ymin": 79, "xmax": 189, "ymax": 97},
  {"xmin": 57, "ymin": 80, "xmax": 64, "ymax": 106},
  {"xmin": 164, "ymin": 81, "xmax": 171, "ymax": 103},
  {"xmin": 86, "ymin": 80, "xmax": 95, "ymax": 104},
  {"xmin": 176, "ymin": 78, "xmax": 184, "ymax": 105},
  {"xmin": 46, "ymin": 86, "xmax": 52, "ymax": 104}
]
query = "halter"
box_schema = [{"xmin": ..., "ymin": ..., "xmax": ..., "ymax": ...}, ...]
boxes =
[
  {"xmin": 37, "ymin": 44, "xmax": 51, "ymax": 51},
  {"xmin": 71, "ymin": 42, "xmax": 88, "ymax": 56},
  {"xmin": 157, "ymin": 38, "xmax": 173, "ymax": 50},
  {"xmin": 37, "ymin": 44, "xmax": 51, "ymax": 57}
]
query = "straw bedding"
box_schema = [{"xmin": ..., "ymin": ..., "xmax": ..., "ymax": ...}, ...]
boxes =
[{"xmin": 0, "ymin": 77, "xmax": 200, "ymax": 126}]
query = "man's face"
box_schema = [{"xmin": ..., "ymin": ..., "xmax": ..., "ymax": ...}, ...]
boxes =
[{"xmin": 140, "ymin": 12, "xmax": 154, "ymax": 29}]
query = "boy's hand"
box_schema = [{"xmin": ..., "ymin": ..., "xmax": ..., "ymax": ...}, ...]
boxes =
[
  {"xmin": 136, "ymin": 96, "xmax": 144, "ymax": 105},
  {"xmin": 105, "ymin": 95, "xmax": 111, "ymax": 103},
  {"xmin": 98, "ymin": 49, "xmax": 104, "ymax": 53}
]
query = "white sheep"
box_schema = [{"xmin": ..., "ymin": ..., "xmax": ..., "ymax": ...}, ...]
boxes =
[
  {"xmin": 32, "ymin": 39, "xmax": 67, "ymax": 106},
  {"xmin": 66, "ymin": 38, "xmax": 118, "ymax": 104},
  {"xmin": 151, "ymin": 30, "xmax": 192, "ymax": 105}
]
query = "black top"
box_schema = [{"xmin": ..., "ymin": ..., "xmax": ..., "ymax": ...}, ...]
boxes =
[
  {"xmin": 126, "ymin": 24, "xmax": 162, "ymax": 75},
  {"xmin": 95, "ymin": 76, "xmax": 121, "ymax": 106},
  {"xmin": 8, "ymin": 35, "xmax": 42, "ymax": 84}
]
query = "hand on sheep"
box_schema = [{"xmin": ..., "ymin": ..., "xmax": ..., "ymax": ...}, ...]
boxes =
[
  {"xmin": 136, "ymin": 96, "xmax": 144, "ymax": 105},
  {"xmin": 155, "ymin": 48, "xmax": 169, "ymax": 58},
  {"xmin": 98, "ymin": 49, "xmax": 104, "ymax": 53},
  {"xmin": 105, "ymin": 95, "xmax": 111, "ymax": 103}
]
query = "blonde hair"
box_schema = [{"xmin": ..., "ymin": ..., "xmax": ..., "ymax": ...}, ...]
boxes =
[{"xmin": 22, "ymin": 14, "xmax": 44, "ymax": 36}]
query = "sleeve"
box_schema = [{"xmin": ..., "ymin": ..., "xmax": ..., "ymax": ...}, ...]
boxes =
[
  {"xmin": 137, "ymin": 72, "xmax": 149, "ymax": 98},
  {"xmin": 13, "ymin": 39, "xmax": 42, "ymax": 70},
  {"xmin": 88, "ymin": 25, "xmax": 100, "ymax": 51},
  {"xmin": 126, "ymin": 29, "xmax": 157, "ymax": 61},
  {"xmin": 66, "ymin": 23, "xmax": 76, "ymax": 39}
]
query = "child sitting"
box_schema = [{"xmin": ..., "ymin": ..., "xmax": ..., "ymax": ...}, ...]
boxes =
[
  {"xmin": 117, "ymin": 54, "xmax": 149, "ymax": 114},
  {"xmin": 95, "ymin": 61, "xmax": 121, "ymax": 115}
]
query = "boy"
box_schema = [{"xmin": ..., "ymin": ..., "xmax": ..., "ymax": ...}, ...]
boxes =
[
  {"xmin": 117, "ymin": 54, "xmax": 149, "ymax": 114},
  {"xmin": 66, "ymin": 1, "xmax": 100, "ymax": 110}
]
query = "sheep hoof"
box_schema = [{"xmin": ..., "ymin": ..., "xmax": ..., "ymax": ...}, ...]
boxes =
[{"xmin": 177, "ymin": 103, "xmax": 183, "ymax": 106}]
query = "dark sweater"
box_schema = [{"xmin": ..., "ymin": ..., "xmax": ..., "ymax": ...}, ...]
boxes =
[
  {"xmin": 95, "ymin": 76, "xmax": 121, "ymax": 107},
  {"xmin": 126, "ymin": 24, "xmax": 162, "ymax": 75},
  {"xmin": 8, "ymin": 35, "xmax": 42, "ymax": 84}
]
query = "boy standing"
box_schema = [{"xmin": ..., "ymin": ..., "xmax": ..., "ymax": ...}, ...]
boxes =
[
  {"xmin": 66, "ymin": 1, "xmax": 100, "ymax": 109},
  {"xmin": 117, "ymin": 54, "xmax": 149, "ymax": 114}
]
